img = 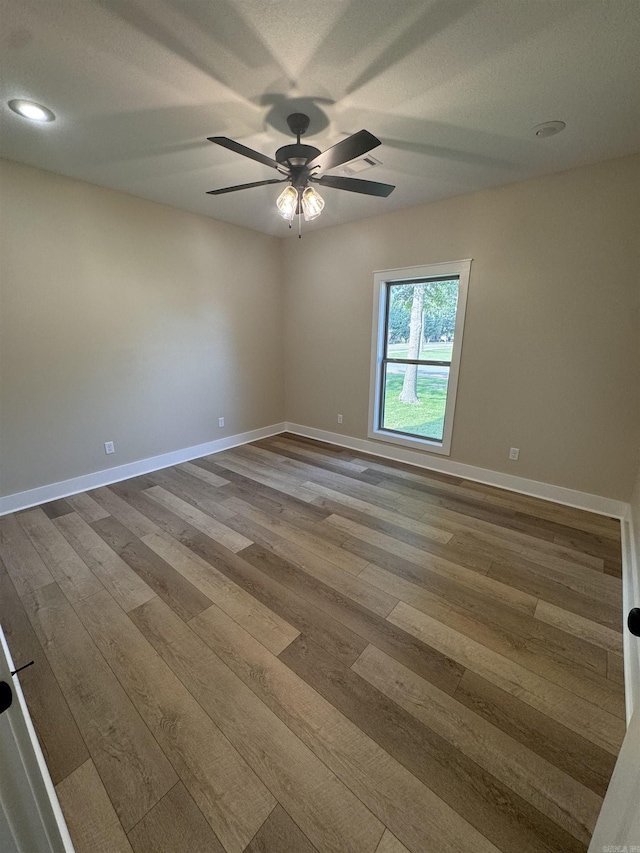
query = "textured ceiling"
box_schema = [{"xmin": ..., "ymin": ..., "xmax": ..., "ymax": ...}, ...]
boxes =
[{"xmin": 1, "ymin": 0, "xmax": 639, "ymax": 236}]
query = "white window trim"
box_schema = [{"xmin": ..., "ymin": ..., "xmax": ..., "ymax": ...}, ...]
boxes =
[{"xmin": 368, "ymin": 259, "xmax": 471, "ymax": 457}]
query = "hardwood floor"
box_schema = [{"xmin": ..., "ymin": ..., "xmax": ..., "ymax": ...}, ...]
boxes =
[{"xmin": 0, "ymin": 433, "xmax": 625, "ymax": 852}]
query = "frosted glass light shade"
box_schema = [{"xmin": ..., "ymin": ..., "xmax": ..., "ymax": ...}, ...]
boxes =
[
  {"xmin": 276, "ymin": 185, "xmax": 298, "ymax": 221},
  {"xmin": 301, "ymin": 186, "xmax": 325, "ymax": 221}
]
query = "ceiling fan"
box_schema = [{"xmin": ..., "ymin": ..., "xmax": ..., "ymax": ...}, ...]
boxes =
[{"xmin": 206, "ymin": 113, "xmax": 395, "ymax": 230}]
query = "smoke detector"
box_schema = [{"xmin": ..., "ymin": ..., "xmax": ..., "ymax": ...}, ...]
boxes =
[{"xmin": 532, "ymin": 120, "xmax": 566, "ymax": 138}]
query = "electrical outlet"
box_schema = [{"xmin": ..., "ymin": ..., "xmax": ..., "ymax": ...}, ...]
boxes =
[
  {"xmin": 104, "ymin": 441, "xmax": 115, "ymax": 455},
  {"xmin": 218, "ymin": 417, "xmax": 225, "ymax": 428},
  {"xmin": 509, "ymin": 447, "xmax": 519, "ymax": 461},
  {"xmin": 337, "ymin": 414, "xmax": 343, "ymax": 424}
]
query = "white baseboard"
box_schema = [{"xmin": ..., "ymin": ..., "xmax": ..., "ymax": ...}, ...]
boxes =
[
  {"xmin": 284, "ymin": 422, "xmax": 630, "ymax": 520},
  {"xmin": 4, "ymin": 419, "xmax": 628, "ymax": 522},
  {"xmin": 0, "ymin": 423, "xmax": 286, "ymax": 516}
]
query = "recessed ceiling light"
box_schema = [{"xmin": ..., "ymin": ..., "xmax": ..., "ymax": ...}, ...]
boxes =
[
  {"xmin": 8, "ymin": 99, "xmax": 56, "ymax": 122},
  {"xmin": 532, "ymin": 120, "xmax": 566, "ymax": 138}
]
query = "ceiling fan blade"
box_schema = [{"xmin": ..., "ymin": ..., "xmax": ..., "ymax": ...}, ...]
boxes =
[
  {"xmin": 207, "ymin": 178, "xmax": 288, "ymax": 195},
  {"xmin": 208, "ymin": 136, "xmax": 286, "ymax": 172},
  {"xmin": 314, "ymin": 174, "xmax": 395, "ymax": 197},
  {"xmin": 305, "ymin": 130, "xmax": 381, "ymax": 173}
]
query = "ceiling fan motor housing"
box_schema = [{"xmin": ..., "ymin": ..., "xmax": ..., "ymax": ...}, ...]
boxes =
[
  {"xmin": 275, "ymin": 143, "xmax": 321, "ymax": 168},
  {"xmin": 275, "ymin": 113, "xmax": 322, "ymax": 186}
]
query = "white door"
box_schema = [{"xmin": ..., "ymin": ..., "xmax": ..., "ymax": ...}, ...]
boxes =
[
  {"xmin": 588, "ymin": 535, "xmax": 640, "ymax": 853},
  {"xmin": 0, "ymin": 626, "xmax": 74, "ymax": 853},
  {"xmin": 588, "ymin": 707, "xmax": 640, "ymax": 851}
]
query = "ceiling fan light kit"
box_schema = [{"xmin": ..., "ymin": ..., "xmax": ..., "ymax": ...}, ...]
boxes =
[
  {"xmin": 276, "ymin": 185, "xmax": 298, "ymax": 222},
  {"xmin": 301, "ymin": 186, "xmax": 324, "ymax": 221},
  {"xmin": 207, "ymin": 113, "xmax": 395, "ymax": 236}
]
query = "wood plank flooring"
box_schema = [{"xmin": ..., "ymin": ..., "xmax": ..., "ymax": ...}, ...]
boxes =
[{"xmin": 0, "ymin": 433, "xmax": 625, "ymax": 853}]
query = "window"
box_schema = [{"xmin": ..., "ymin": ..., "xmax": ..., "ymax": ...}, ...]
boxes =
[{"xmin": 368, "ymin": 260, "xmax": 471, "ymax": 456}]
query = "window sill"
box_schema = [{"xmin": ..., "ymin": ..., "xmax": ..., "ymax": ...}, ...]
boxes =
[{"xmin": 368, "ymin": 427, "xmax": 451, "ymax": 456}]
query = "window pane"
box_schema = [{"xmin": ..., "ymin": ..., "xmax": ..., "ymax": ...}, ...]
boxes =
[
  {"xmin": 386, "ymin": 279, "xmax": 458, "ymax": 363},
  {"xmin": 381, "ymin": 363, "xmax": 449, "ymax": 442},
  {"xmin": 419, "ymin": 340, "xmax": 453, "ymax": 362}
]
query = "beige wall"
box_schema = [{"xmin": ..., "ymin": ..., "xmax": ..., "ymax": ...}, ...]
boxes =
[
  {"xmin": 2, "ymin": 154, "xmax": 639, "ymax": 503},
  {"xmin": 282, "ymin": 154, "xmax": 640, "ymax": 501},
  {"xmin": 0, "ymin": 159, "xmax": 285, "ymax": 497}
]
